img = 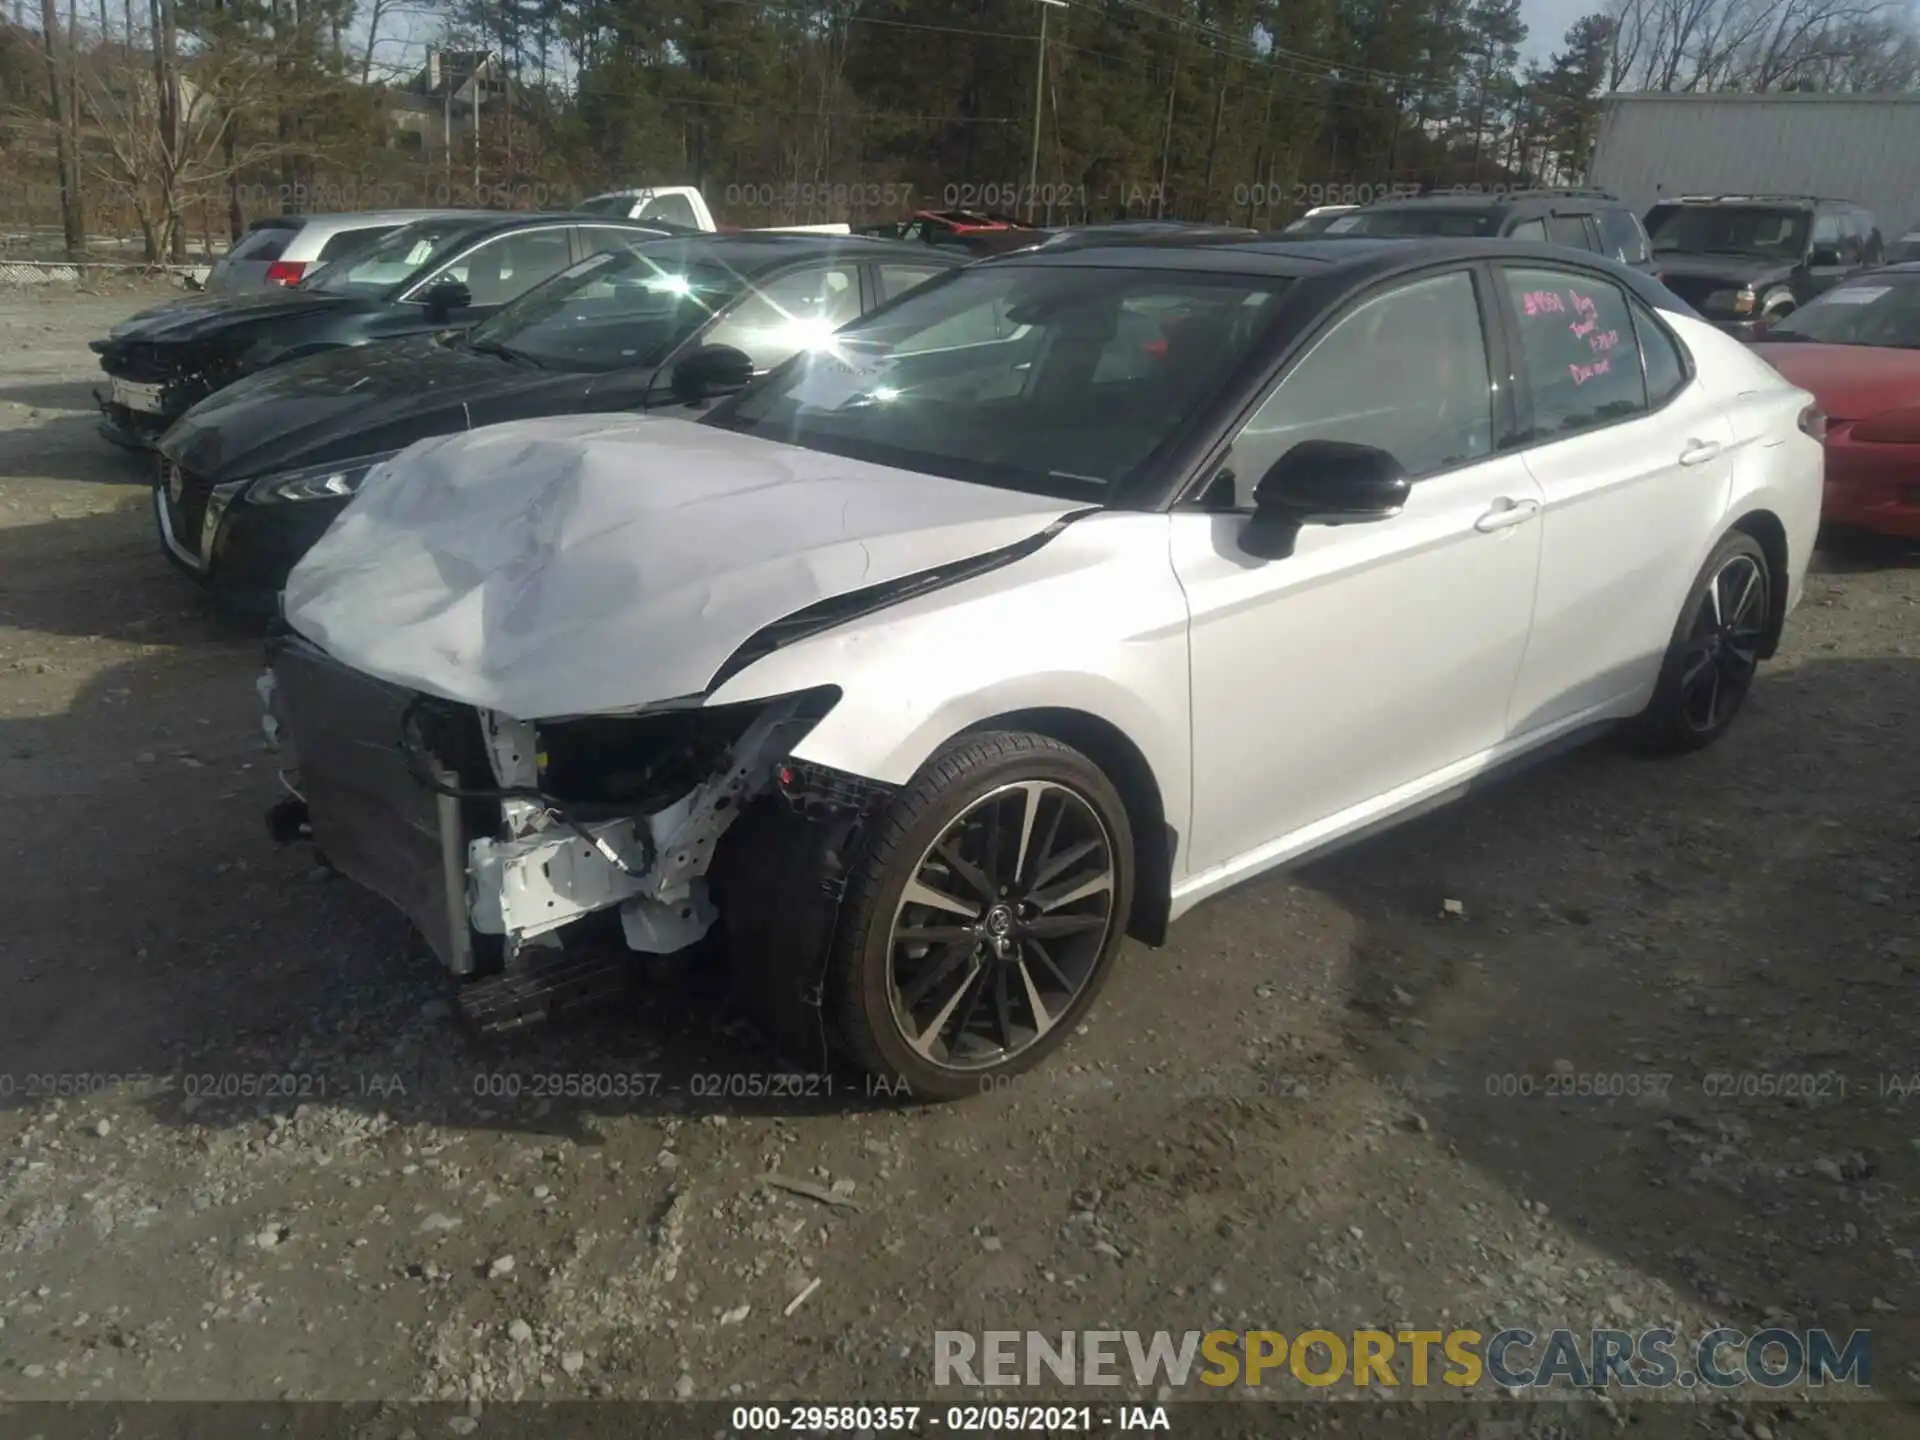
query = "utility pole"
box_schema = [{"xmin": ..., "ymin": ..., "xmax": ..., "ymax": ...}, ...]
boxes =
[
  {"xmin": 1156, "ymin": 31, "xmax": 1185, "ymax": 218},
  {"xmin": 1027, "ymin": 0, "xmax": 1065, "ymax": 223}
]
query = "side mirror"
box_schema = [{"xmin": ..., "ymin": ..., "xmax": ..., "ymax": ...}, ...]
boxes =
[
  {"xmin": 1808, "ymin": 245, "xmax": 1841, "ymax": 268},
  {"xmin": 420, "ymin": 278, "xmax": 472, "ymax": 321},
  {"xmin": 670, "ymin": 344, "xmax": 756, "ymax": 405},
  {"xmin": 1240, "ymin": 440, "xmax": 1411, "ymax": 560}
]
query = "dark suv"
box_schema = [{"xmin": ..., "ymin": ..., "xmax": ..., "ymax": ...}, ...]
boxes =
[
  {"xmin": 1321, "ymin": 188, "xmax": 1656, "ymax": 271},
  {"xmin": 1643, "ymin": 195, "xmax": 1882, "ymax": 338}
]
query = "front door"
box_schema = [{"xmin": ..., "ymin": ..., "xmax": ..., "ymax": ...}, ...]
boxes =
[{"xmin": 1169, "ymin": 266, "xmax": 1546, "ymax": 880}]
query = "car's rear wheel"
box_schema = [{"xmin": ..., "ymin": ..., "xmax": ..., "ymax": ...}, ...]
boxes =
[
  {"xmin": 826, "ymin": 731, "xmax": 1134, "ymax": 1100},
  {"xmin": 1629, "ymin": 531, "xmax": 1771, "ymax": 753}
]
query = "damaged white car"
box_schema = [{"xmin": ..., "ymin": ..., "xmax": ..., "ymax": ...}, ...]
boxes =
[{"xmin": 261, "ymin": 236, "xmax": 1822, "ymax": 1098}]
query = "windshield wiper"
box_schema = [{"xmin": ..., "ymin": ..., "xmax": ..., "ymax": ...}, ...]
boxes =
[{"xmin": 469, "ymin": 338, "xmax": 547, "ymax": 369}]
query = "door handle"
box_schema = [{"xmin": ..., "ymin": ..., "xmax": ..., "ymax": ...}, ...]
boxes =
[
  {"xmin": 1678, "ymin": 438, "xmax": 1723, "ymax": 466},
  {"xmin": 1474, "ymin": 497, "xmax": 1540, "ymax": 532}
]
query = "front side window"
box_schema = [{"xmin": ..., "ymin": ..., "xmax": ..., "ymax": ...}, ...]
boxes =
[
  {"xmin": 431, "ymin": 227, "xmax": 577, "ymax": 306},
  {"xmin": 1218, "ymin": 270, "xmax": 1493, "ymax": 506},
  {"xmin": 708, "ymin": 265, "xmax": 1292, "ymax": 502},
  {"xmin": 706, "ymin": 264, "xmax": 864, "ymax": 370},
  {"xmin": 1508, "ymin": 218, "xmax": 1549, "ymax": 242},
  {"xmin": 1760, "ymin": 274, "xmax": 1920, "ymax": 348},
  {"xmin": 1812, "ymin": 212, "xmax": 1843, "ymax": 259},
  {"xmin": 302, "ymin": 218, "xmax": 485, "ymax": 294},
  {"xmin": 465, "ymin": 242, "xmax": 748, "ymax": 371},
  {"xmin": 1504, "ymin": 266, "xmax": 1648, "ymax": 438},
  {"xmin": 1646, "ymin": 205, "xmax": 1811, "ymax": 261}
]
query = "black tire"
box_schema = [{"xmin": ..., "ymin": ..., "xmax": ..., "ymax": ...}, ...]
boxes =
[
  {"xmin": 1628, "ymin": 530, "xmax": 1771, "ymax": 754},
  {"xmin": 824, "ymin": 731, "xmax": 1135, "ymax": 1101}
]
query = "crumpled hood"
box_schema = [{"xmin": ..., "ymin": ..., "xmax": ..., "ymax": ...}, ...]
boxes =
[{"xmin": 283, "ymin": 415, "xmax": 1078, "ymax": 719}]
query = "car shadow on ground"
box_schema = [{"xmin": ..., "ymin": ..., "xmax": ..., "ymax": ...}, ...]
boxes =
[
  {"xmin": 0, "ymin": 402, "xmax": 150, "ymax": 484},
  {"xmin": 1317, "ymin": 652, "xmax": 1920, "ymax": 1403},
  {"xmin": 0, "ymin": 508, "xmax": 247, "ymax": 646},
  {"xmin": 0, "ymin": 379, "xmax": 111, "ymax": 412}
]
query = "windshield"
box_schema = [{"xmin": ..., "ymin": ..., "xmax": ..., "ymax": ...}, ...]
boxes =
[
  {"xmin": 1325, "ymin": 208, "xmax": 1497, "ymax": 238},
  {"xmin": 467, "ymin": 242, "xmax": 748, "ymax": 371},
  {"xmin": 1646, "ymin": 205, "xmax": 1810, "ymax": 259},
  {"xmin": 707, "ymin": 264, "xmax": 1291, "ymax": 502},
  {"xmin": 1889, "ymin": 237, "xmax": 1920, "ymax": 264},
  {"xmin": 300, "ymin": 218, "xmax": 486, "ymax": 295},
  {"xmin": 1763, "ymin": 275, "xmax": 1920, "ymax": 348}
]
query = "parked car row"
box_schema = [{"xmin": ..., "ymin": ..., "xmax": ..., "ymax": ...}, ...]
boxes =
[{"xmin": 82, "ymin": 217, "xmax": 1841, "ymax": 1095}]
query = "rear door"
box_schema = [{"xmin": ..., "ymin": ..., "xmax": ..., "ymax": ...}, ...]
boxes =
[
  {"xmin": 207, "ymin": 218, "xmax": 303, "ymax": 294},
  {"xmin": 1498, "ymin": 260, "xmax": 1736, "ymax": 735}
]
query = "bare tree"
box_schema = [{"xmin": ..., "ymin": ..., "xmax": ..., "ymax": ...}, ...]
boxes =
[
  {"xmin": 77, "ymin": 20, "xmax": 292, "ymax": 259},
  {"xmin": 37, "ymin": 0, "xmax": 85, "ymax": 255},
  {"xmin": 1605, "ymin": 0, "xmax": 1914, "ymax": 91}
]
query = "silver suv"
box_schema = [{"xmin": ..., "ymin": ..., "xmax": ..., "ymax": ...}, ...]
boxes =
[{"xmin": 203, "ymin": 210, "xmax": 475, "ymax": 294}]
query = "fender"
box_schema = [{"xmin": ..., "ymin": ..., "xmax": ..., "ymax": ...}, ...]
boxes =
[{"xmin": 704, "ymin": 511, "xmax": 1194, "ymax": 870}]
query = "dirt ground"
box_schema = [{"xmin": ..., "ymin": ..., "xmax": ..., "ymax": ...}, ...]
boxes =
[{"xmin": 1, "ymin": 282, "xmax": 1917, "ymax": 1437}]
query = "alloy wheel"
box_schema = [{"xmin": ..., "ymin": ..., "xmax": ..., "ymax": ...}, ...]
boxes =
[
  {"xmin": 1678, "ymin": 552, "xmax": 1768, "ymax": 733},
  {"xmin": 885, "ymin": 780, "xmax": 1117, "ymax": 1071}
]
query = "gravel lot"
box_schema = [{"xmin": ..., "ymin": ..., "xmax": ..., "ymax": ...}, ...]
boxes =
[{"xmin": 2, "ymin": 282, "xmax": 1917, "ymax": 1435}]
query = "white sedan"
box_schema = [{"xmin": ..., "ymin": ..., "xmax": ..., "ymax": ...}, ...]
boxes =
[{"xmin": 261, "ymin": 235, "xmax": 1824, "ymax": 1098}]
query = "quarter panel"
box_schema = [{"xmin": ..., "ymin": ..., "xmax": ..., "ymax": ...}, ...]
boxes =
[{"xmin": 707, "ymin": 513, "xmax": 1193, "ymax": 865}]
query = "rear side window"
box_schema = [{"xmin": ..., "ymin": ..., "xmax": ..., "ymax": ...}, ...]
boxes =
[
  {"xmin": 1504, "ymin": 266, "xmax": 1648, "ymax": 439},
  {"xmin": 1598, "ymin": 208, "xmax": 1651, "ymax": 265},
  {"xmin": 878, "ymin": 264, "xmax": 951, "ymax": 302},
  {"xmin": 1631, "ymin": 301, "xmax": 1688, "ymax": 407},
  {"xmin": 314, "ymin": 225, "xmax": 398, "ymax": 264},
  {"xmin": 228, "ymin": 223, "xmax": 298, "ymax": 262},
  {"xmin": 1545, "ymin": 214, "xmax": 1593, "ymax": 250},
  {"xmin": 638, "ymin": 193, "xmax": 701, "ymax": 228}
]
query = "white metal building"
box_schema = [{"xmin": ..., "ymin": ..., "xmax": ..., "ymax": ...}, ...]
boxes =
[{"xmin": 1588, "ymin": 91, "xmax": 1920, "ymax": 235}]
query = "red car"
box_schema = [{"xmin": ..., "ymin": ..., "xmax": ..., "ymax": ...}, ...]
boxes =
[{"xmin": 1751, "ymin": 264, "xmax": 1920, "ymax": 538}]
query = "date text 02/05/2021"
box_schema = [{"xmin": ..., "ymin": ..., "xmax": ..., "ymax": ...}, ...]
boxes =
[{"xmin": 728, "ymin": 1405, "xmax": 1169, "ymax": 1432}]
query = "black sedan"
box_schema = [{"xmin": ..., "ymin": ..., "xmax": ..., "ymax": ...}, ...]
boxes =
[
  {"xmin": 154, "ymin": 232, "xmax": 966, "ymax": 614},
  {"xmin": 93, "ymin": 211, "xmax": 680, "ymax": 447}
]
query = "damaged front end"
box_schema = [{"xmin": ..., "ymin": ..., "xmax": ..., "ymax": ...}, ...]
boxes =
[
  {"xmin": 259, "ymin": 632, "xmax": 845, "ymax": 985},
  {"xmin": 92, "ymin": 337, "xmax": 244, "ymax": 446}
]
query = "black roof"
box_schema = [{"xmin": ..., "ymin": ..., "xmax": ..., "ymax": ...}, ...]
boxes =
[
  {"xmin": 615, "ymin": 230, "xmax": 969, "ymax": 273},
  {"xmin": 978, "ymin": 233, "xmax": 1676, "ymax": 305}
]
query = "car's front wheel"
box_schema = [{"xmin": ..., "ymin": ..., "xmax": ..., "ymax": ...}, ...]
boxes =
[{"xmin": 826, "ymin": 731, "xmax": 1135, "ymax": 1100}]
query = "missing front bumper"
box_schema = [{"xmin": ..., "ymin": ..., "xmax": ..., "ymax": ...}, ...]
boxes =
[{"xmin": 263, "ymin": 636, "xmax": 831, "ymax": 975}]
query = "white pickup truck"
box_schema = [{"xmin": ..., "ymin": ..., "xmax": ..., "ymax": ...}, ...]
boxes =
[{"xmin": 576, "ymin": 185, "xmax": 850, "ymax": 235}]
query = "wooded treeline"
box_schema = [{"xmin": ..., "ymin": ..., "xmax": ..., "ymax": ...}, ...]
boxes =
[{"xmin": 4, "ymin": 0, "xmax": 1920, "ymax": 259}]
